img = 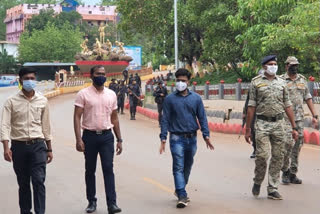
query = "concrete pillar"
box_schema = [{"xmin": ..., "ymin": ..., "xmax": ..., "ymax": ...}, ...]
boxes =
[
  {"xmin": 192, "ymin": 85, "xmax": 196, "ymax": 92},
  {"xmin": 219, "ymin": 81, "xmax": 224, "ymax": 99},
  {"xmin": 204, "ymin": 84, "xmax": 209, "ymax": 100},
  {"xmin": 308, "ymin": 81, "xmax": 315, "ymax": 98},
  {"xmin": 236, "ymin": 83, "xmax": 242, "ymax": 101}
]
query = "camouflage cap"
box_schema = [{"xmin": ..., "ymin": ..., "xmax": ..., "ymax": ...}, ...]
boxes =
[{"xmin": 285, "ymin": 56, "xmax": 299, "ymax": 65}]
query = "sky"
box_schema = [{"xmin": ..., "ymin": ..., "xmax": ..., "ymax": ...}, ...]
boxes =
[{"xmin": 82, "ymin": 0, "xmax": 101, "ymax": 5}]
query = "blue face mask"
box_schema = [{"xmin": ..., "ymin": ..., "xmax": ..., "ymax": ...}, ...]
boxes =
[
  {"xmin": 93, "ymin": 76, "xmax": 106, "ymax": 86},
  {"xmin": 22, "ymin": 80, "xmax": 36, "ymax": 92}
]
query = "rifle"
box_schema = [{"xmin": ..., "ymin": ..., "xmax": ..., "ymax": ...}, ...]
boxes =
[{"xmin": 127, "ymin": 88, "xmax": 143, "ymax": 106}]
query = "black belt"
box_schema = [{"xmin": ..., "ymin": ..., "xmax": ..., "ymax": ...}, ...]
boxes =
[
  {"xmin": 12, "ymin": 138, "xmax": 44, "ymax": 145},
  {"xmin": 171, "ymin": 132, "xmax": 197, "ymax": 138},
  {"xmin": 84, "ymin": 129, "xmax": 111, "ymax": 135},
  {"xmin": 257, "ymin": 114, "xmax": 283, "ymax": 122}
]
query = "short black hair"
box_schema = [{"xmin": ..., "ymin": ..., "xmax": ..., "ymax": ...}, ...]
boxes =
[
  {"xmin": 175, "ymin": 68, "xmax": 191, "ymax": 80},
  {"xmin": 90, "ymin": 65, "xmax": 104, "ymax": 75},
  {"xmin": 19, "ymin": 67, "xmax": 37, "ymax": 78}
]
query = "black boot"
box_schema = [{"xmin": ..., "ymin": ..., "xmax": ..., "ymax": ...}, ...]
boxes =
[
  {"xmin": 250, "ymin": 150, "xmax": 256, "ymax": 159},
  {"xmin": 282, "ymin": 170, "xmax": 290, "ymax": 185},
  {"xmin": 290, "ymin": 173, "xmax": 302, "ymax": 184},
  {"xmin": 252, "ymin": 183, "xmax": 260, "ymax": 196},
  {"xmin": 130, "ymin": 113, "xmax": 134, "ymax": 120}
]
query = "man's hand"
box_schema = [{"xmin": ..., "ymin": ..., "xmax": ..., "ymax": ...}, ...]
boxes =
[
  {"xmin": 3, "ymin": 147, "xmax": 12, "ymax": 162},
  {"xmin": 312, "ymin": 117, "xmax": 318, "ymax": 128},
  {"xmin": 205, "ymin": 137, "xmax": 214, "ymax": 150},
  {"xmin": 159, "ymin": 140, "xmax": 166, "ymax": 154},
  {"xmin": 292, "ymin": 130, "xmax": 299, "ymax": 141},
  {"xmin": 76, "ymin": 139, "xmax": 85, "ymax": 152},
  {"xmin": 47, "ymin": 152, "xmax": 53, "ymax": 164},
  {"xmin": 245, "ymin": 129, "xmax": 251, "ymax": 144},
  {"xmin": 160, "ymin": 93, "xmax": 164, "ymax": 97},
  {"xmin": 116, "ymin": 142, "xmax": 122, "ymax": 155}
]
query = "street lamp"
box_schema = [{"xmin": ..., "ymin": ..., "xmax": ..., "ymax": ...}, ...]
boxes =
[{"xmin": 174, "ymin": 0, "xmax": 178, "ymax": 70}]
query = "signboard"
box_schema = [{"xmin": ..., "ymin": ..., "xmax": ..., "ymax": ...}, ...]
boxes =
[
  {"xmin": 123, "ymin": 46, "xmax": 142, "ymax": 68},
  {"xmin": 0, "ymin": 75, "xmax": 18, "ymax": 87}
]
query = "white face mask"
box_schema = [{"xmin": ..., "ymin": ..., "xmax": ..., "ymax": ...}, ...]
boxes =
[
  {"xmin": 265, "ymin": 65, "xmax": 278, "ymax": 75},
  {"xmin": 175, "ymin": 81, "xmax": 187, "ymax": 92}
]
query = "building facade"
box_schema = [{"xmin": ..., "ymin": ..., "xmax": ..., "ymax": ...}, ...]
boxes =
[
  {"xmin": 0, "ymin": 41, "xmax": 19, "ymax": 58},
  {"xmin": 4, "ymin": 1, "xmax": 118, "ymax": 43}
]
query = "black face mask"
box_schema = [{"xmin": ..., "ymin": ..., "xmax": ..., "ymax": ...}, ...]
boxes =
[{"xmin": 288, "ymin": 65, "xmax": 298, "ymax": 74}]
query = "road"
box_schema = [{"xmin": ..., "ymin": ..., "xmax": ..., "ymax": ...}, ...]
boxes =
[{"xmin": 0, "ymin": 87, "xmax": 320, "ymax": 214}]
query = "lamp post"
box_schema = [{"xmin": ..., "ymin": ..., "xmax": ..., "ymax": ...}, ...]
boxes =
[{"xmin": 174, "ymin": 0, "xmax": 178, "ymax": 70}]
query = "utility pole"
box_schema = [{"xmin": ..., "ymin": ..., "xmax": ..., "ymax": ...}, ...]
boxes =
[{"xmin": 174, "ymin": 0, "xmax": 178, "ymax": 70}]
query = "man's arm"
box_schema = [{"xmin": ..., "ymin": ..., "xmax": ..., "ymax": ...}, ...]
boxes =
[
  {"xmin": 111, "ymin": 110, "xmax": 123, "ymax": 155},
  {"xmin": 159, "ymin": 98, "xmax": 170, "ymax": 154},
  {"xmin": 41, "ymin": 101, "xmax": 53, "ymax": 163},
  {"xmin": 74, "ymin": 106, "xmax": 84, "ymax": 152},
  {"xmin": 284, "ymin": 106, "xmax": 298, "ymax": 140},
  {"xmin": 1, "ymin": 100, "xmax": 12, "ymax": 162},
  {"xmin": 245, "ymin": 83, "xmax": 257, "ymax": 144},
  {"xmin": 245, "ymin": 106, "xmax": 256, "ymax": 144},
  {"xmin": 306, "ymin": 99, "xmax": 318, "ymax": 126},
  {"xmin": 196, "ymin": 98, "xmax": 214, "ymax": 150}
]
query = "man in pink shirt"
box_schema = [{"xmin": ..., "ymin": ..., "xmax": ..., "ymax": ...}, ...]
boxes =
[{"xmin": 74, "ymin": 65, "xmax": 123, "ymax": 214}]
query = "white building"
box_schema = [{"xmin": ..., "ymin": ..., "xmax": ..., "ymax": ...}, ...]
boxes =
[{"xmin": 0, "ymin": 41, "xmax": 19, "ymax": 58}]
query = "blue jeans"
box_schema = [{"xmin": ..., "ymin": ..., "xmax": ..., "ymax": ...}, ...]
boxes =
[{"xmin": 169, "ymin": 134, "xmax": 197, "ymax": 199}]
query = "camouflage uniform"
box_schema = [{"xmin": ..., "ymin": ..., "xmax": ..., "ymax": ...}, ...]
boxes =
[
  {"xmin": 248, "ymin": 74, "xmax": 291, "ymax": 193},
  {"xmin": 280, "ymin": 73, "xmax": 312, "ymax": 175}
]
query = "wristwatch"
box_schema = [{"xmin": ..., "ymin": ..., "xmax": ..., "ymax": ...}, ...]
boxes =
[
  {"xmin": 292, "ymin": 127, "xmax": 298, "ymax": 131},
  {"xmin": 117, "ymin": 139, "xmax": 123, "ymax": 143},
  {"xmin": 46, "ymin": 149, "xmax": 52, "ymax": 152},
  {"xmin": 313, "ymin": 115, "xmax": 318, "ymax": 119}
]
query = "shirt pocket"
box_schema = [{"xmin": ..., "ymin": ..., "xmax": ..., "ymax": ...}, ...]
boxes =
[{"xmin": 30, "ymin": 105, "xmax": 42, "ymax": 122}]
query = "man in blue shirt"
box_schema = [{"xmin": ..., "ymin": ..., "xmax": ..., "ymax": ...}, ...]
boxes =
[{"xmin": 159, "ymin": 68, "xmax": 214, "ymax": 209}]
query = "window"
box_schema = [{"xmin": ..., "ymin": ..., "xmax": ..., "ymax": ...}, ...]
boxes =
[{"xmin": 89, "ymin": 11, "xmax": 92, "ymax": 14}]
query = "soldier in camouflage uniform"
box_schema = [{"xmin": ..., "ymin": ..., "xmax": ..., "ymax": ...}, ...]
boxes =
[
  {"xmin": 280, "ymin": 56, "xmax": 318, "ymax": 185},
  {"xmin": 245, "ymin": 55, "xmax": 298, "ymax": 200}
]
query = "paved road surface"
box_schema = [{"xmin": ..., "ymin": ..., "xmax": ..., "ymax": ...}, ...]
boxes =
[{"xmin": 0, "ymin": 89, "xmax": 320, "ymax": 214}]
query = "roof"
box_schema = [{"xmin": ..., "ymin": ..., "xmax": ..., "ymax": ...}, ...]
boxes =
[
  {"xmin": 0, "ymin": 41, "xmax": 19, "ymax": 45},
  {"xmin": 23, "ymin": 62, "xmax": 76, "ymax": 67}
]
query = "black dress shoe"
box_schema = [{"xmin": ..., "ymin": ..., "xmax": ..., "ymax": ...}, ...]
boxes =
[
  {"xmin": 86, "ymin": 201, "xmax": 97, "ymax": 213},
  {"xmin": 108, "ymin": 204, "xmax": 122, "ymax": 214}
]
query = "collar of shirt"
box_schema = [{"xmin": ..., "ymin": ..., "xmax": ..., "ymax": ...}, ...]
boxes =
[
  {"xmin": 261, "ymin": 73, "xmax": 279, "ymax": 80},
  {"xmin": 174, "ymin": 89, "xmax": 192, "ymax": 97},
  {"xmin": 90, "ymin": 85, "xmax": 106, "ymax": 94},
  {"xmin": 18, "ymin": 90, "xmax": 40, "ymax": 101},
  {"xmin": 284, "ymin": 72, "xmax": 301, "ymax": 81}
]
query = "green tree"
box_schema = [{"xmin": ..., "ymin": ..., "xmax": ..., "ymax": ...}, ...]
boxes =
[
  {"xmin": 228, "ymin": 0, "xmax": 318, "ymax": 77},
  {"xmin": 261, "ymin": 1, "xmax": 320, "ymax": 77},
  {"xmin": 0, "ymin": 49, "xmax": 19, "ymax": 74},
  {"xmin": 19, "ymin": 23, "xmax": 83, "ymax": 62},
  {"xmin": 101, "ymin": 0, "xmax": 118, "ymax": 6}
]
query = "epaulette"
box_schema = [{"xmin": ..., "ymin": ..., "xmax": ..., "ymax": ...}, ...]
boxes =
[
  {"xmin": 251, "ymin": 75, "xmax": 261, "ymax": 81},
  {"xmin": 298, "ymin": 74, "xmax": 306, "ymax": 80}
]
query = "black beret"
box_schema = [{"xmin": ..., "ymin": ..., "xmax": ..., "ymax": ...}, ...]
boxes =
[
  {"xmin": 18, "ymin": 67, "xmax": 37, "ymax": 78},
  {"xmin": 261, "ymin": 55, "xmax": 277, "ymax": 65}
]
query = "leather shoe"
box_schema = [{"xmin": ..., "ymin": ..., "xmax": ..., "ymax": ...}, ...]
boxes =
[
  {"xmin": 86, "ymin": 201, "xmax": 97, "ymax": 213},
  {"xmin": 108, "ymin": 204, "xmax": 122, "ymax": 214}
]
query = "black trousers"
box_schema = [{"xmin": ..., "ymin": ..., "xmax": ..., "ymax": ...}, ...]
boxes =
[
  {"xmin": 82, "ymin": 130, "xmax": 117, "ymax": 207},
  {"xmin": 129, "ymin": 96, "xmax": 138, "ymax": 115},
  {"xmin": 118, "ymin": 96, "xmax": 125, "ymax": 113},
  {"xmin": 157, "ymin": 103, "xmax": 163, "ymax": 125},
  {"xmin": 11, "ymin": 140, "xmax": 47, "ymax": 214}
]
